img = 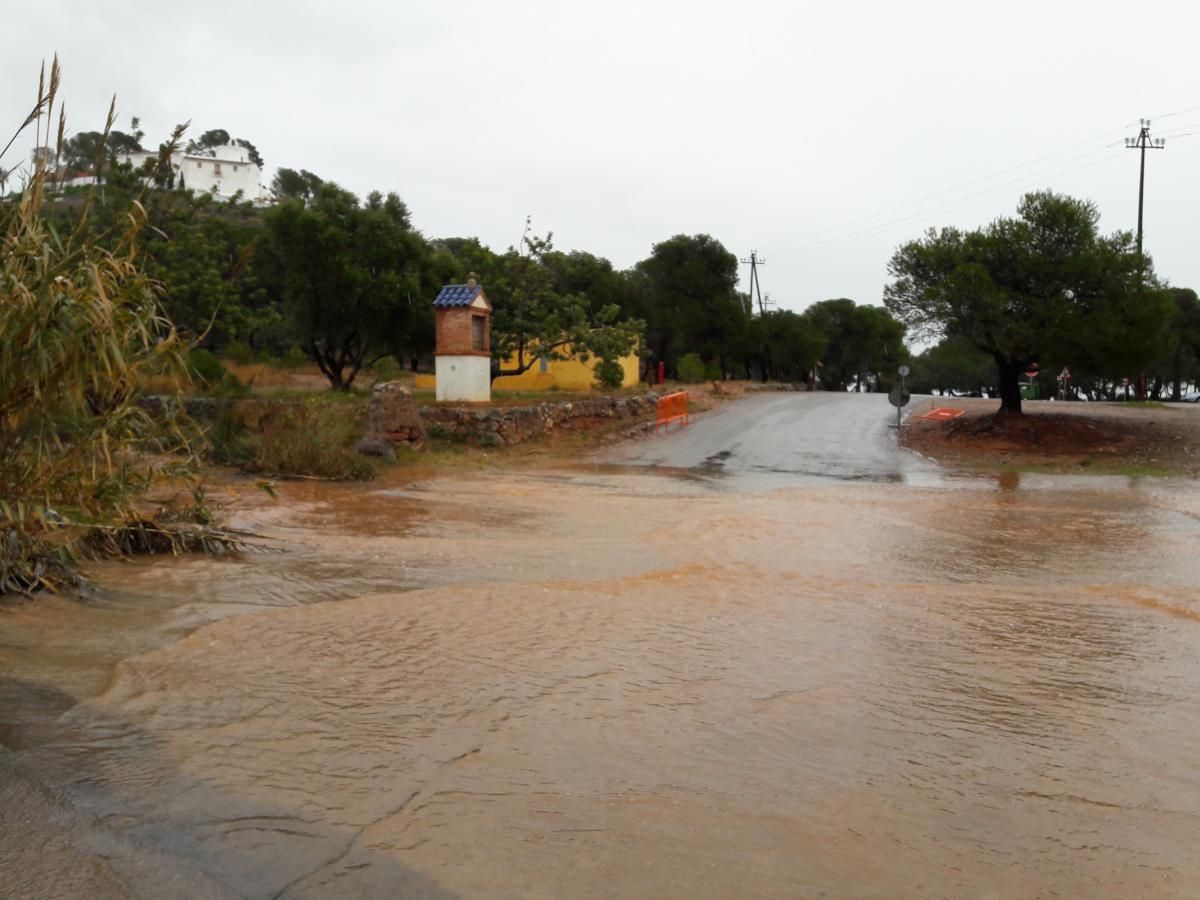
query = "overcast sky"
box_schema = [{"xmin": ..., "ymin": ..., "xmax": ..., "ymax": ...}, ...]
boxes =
[{"xmin": 6, "ymin": 1, "xmax": 1198, "ymax": 317}]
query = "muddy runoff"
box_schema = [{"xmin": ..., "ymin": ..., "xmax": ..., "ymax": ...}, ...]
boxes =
[{"xmin": 3, "ymin": 466, "xmax": 1200, "ymax": 899}]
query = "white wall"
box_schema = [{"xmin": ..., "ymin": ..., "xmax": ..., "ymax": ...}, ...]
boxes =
[
  {"xmin": 435, "ymin": 355, "xmax": 491, "ymax": 402},
  {"xmin": 118, "ymin": 145, "xmax": 266, "ymax": 202},
  {"xmin": 178, "ymin": 145, "xmax": 263, "ymax": 201}
]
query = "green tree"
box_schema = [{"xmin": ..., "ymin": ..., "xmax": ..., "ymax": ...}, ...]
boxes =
[
  {"xmin": 141, "ymin": 191, "xmax": 267, "ymax": 348},
  {"xmin": 265, "ymin": 183, "xmax": 430, "ymax": 390},
  {"xmin": 60, "ymin": 125, "xmax": 143, "ymax": 175},
  {"xmin": 907, "ymin": 336, "xmax": 996, "ymax": 396},
  {"xmin": 489, "ymin": 230, "xmax": 643, "ymax": 382},
  {"xmin": 1146, "ymin": 288, "xmax": 1200, "ymax": 401},
  {"xmin": 802, "ymin": 299, "xmax": 906, "ymax": 391},
  {"xmin": 544, "ymin": 249, "xmax": 640, "ymax": 319},
  {"xmin": 750, "ymin": 310, "xmax": 827, "ymax": 382},
  {"xmin": 634, "ymin": 233, "xmax": 746, "ymax": 378},
  {"xmin": 271, "ymin": 167, "xmax": 323, "ymax": 202},
  {"xmin": 885, "ymin": 191, "xmax": 1149, "ymax": 414},
  {"xmin": 188, "ymin": 129, "xmax": 263, "ymax": 167}
]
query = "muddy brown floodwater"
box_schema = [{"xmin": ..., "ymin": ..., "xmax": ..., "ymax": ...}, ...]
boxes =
[{"xmin": 3, "ymin": 463, "xmax": 1200, "ymax": 899}]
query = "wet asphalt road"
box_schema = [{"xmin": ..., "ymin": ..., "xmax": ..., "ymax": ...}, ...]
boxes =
[{"xmin": 605, "ymin": 390, "xmax": 939, "ymax": 484}]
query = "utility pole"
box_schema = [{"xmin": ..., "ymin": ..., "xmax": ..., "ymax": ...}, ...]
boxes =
[
  {"xmin": 740, "ymin": 250, "xmax": 767, "ymax": 315},
  {"xmin": 1125, "ymin": 120, "xmax": 1166, "ymax": 400},
  {"xmin": 1125, "ymin": 119, "xmax": 1166, "ymax": 258}
]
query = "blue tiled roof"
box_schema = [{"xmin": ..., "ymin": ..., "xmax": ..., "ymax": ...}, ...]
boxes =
[{"xmin": 432, "ymin": 284, "xmax": 482, "ymax": 308}]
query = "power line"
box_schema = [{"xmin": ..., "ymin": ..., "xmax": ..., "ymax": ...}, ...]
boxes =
[
  {"xmin": 767, "ymin": 148, "xmax": 1126, "ymax": 258},
  {"xmin": 1150, "ymin": 103, "xmax": 1200, "ymax": 121},
  {"xmin": 1154, "ymin": 121, "xmax": 1200, "ymax": 138},
  {"xmin": 755, "ymin": 123, "xmax": 1134, "ymax": 254},
  {"xmin": 772, "ymin": 154, "xmax": 1123, "ymax": 258}
]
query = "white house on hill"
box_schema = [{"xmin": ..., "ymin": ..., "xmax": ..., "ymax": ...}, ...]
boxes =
[{"xmin": 122, "ymin": 144, "xmax": 268, "ymax": 203}]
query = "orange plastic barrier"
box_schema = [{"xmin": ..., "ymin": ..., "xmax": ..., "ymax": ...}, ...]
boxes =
[{"xmin": 657, "ymin": 391, "xmax": 690, "ymax": 432}]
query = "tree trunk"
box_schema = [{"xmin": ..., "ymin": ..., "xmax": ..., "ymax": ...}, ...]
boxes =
[{"xmin": 995, "ymin": 355, "xmax": 1023, "ymax": 415}]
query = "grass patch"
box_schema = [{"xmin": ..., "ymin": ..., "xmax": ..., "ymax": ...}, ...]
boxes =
[
  {"xmin": 980, "ymin": 458, "xmax": 1184, "ymax": 478},
  {"xmin": 241, "ymin": 399, "xmax": 376, "ymax": 480},
  {"xmin": 1110, "ymin": 462, "xmax": 1176, "ymax": 478}
]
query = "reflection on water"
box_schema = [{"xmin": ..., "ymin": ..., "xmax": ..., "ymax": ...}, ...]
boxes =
[{"xmin": 3, "ymin": 469, "xmax": 1200, "ymax": 898}]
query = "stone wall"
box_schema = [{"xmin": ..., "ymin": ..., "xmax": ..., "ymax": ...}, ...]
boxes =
[
  {"xmin": 138, "ymin": 391, "xmax": 662, "ymax": 451},
  {"xmin": 418, "ymin": 393, "xmax": 660, "ymax": 447}
]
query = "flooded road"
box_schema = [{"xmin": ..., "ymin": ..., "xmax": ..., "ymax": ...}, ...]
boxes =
[
  {"xmin": 606, "ymin": 391, "xmax": 940, "ymax": 485},
  {"xmin": 4, "ymin": 397, "xmax": 1200, "ymax": 898}
]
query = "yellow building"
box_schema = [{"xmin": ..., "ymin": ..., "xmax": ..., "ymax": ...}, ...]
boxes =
[{"xmin": 414, "ymin": 350, "xmax": 640, "ymax": 393}]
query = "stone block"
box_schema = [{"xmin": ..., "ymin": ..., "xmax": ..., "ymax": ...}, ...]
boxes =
[{"xmin": 366, "ymin": 381, "xmax": 425, "ymax": 446}]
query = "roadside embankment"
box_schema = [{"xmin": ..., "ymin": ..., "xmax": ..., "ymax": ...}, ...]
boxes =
[{"xmin": 904, "ymin": 397, "xmax": 1200, "ymax": 476}]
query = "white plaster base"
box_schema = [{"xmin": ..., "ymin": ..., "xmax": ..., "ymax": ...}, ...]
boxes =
[{"xmin": 435, "ymin": 355, "xmax": 491, "ymax": 402}]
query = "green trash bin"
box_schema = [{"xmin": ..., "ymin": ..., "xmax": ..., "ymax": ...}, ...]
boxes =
[{"xmin": 1020, "ymin": 383, "xmax": 1040, "ymax": 400}]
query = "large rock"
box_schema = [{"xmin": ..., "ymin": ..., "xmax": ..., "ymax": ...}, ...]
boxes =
[{"xmin": 365, "ymin": 381, "xmax": 425, "ymax": 446}]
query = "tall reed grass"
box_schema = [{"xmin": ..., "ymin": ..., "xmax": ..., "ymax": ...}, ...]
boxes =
[{"xmin": 0, "ymin": 58, "xmax": 240, "ymax": 593}]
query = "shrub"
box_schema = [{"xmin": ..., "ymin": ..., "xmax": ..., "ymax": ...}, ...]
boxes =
[
  {"xmin": 245, "ymin": 399, "xmax": 376, "ymax": 480},
  {"xmin": 594, "ymin": 358, "xmax": 625, "ymax": 391},
  {"xmin": 206, "ymin": 409, "xmax": 252, "ymax": 466},
  {"xmin": 223, "ymin": 340, "xmax": 254, "ymax": 364},
  {"xmin": 704, "ymin": 362, "xmax": 723, "ymax": 381},
  {"xmin": 677, "ymin": 353, "xmax": 706, "ymax": 384},
  {"xmin": 277, "ymin": 344, "xmax": 310, "ymax": 369},
  {"xmin": 209, "ymin": 372, "xmax": 253, "ymax": 399},
  {"xmin": 371, "ymin": 355, "xmax": 403, "ymax": 383},
  {"xmin": 188, "ymin": 349, "xmax": 226, "ymax": 388}
]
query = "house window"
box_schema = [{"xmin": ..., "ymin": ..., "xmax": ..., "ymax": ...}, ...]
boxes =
[
  {"xmin": 539, "ymin": 356, "xmax": 549, "ymax": 374},
  {"xmin": 471, "ymin": 315, "xmax": 486, "ymax": 351},
  {"xmin": 213, "ymin": 162, "xmax": 222, "ymax": 176},
  {"xmin": 196, "ymin": 161, "xmax": 202, "ymax": 168},
  {"xmin": 233, "ymin": 165, "xmax": 239, "ymax": 172}
]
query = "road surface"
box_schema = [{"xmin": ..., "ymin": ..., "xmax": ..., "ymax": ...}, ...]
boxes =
[{"xmin": 605, "ymin": 390, "xmax": 939, "ymax": 483}]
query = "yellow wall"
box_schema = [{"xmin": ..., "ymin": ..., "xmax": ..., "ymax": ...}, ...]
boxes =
[
  {"xmin": 494, "ymin": 352, "xmax": 639, "ymax": 391},
  {"xmin": 415, "ymin": 352, "xmax": 639, "ymax": 392}
]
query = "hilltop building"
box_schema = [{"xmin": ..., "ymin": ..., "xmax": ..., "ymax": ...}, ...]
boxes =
[{"xmin": 121, "ymin": 144, "xmax": 268, "ymax": 202}]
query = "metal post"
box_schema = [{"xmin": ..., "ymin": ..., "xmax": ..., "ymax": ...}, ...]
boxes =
[{"xmin": 1136, "ymin": 138, "xmax": 1147, "ymax": 257}]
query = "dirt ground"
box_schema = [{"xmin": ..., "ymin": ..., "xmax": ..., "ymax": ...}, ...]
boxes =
[{"xmin": 903, "ymin": 397, "xmax": 1200, "ymax": 476}]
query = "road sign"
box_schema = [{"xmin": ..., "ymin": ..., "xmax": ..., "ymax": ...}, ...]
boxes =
[
  {"xmin": 898, "ymin": 365, "xmax": 910, "ymax": 377},
  {"xmin": 888, "ymin": 387, "xmax": 911, "ymax": 408}
]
